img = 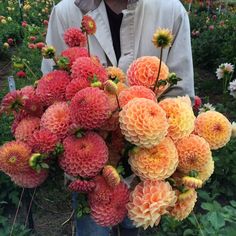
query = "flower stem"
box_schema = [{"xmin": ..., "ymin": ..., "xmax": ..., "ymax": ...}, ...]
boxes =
[
  {"xmin": 22, "ymin": 61, "xmax": 37, "ymax": 80},
  {"xmin": 115, "ymin": 94, "xmax": 121, "ymax": 111},
  {"xmin": 24, "ymin": 188, "xmax": 37, "ymax": 227},
  {"xmin": 193, "ymin": 212, "xmax": 205, "ymax": 236},
  {"xmin": 153, "ymin": 47, "xmax": 163, "ymax": 92},
  {"xmin": 86, "ymin": 33, "xmax": 91, "ymax": 57}
]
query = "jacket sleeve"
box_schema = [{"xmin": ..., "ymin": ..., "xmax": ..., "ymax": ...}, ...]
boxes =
[
  {"xmin": 41, "ymin": 5, "xmax": 68, "ymax": 74},
  {"xmin": 164, "ymin": 8, "xmax": 195, "ymax": 101}
]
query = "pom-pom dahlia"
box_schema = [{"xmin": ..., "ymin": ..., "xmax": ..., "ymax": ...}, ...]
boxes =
[
  {"xmin": 0, "ymin": 141, "xmax": 31, "ymax": 175},
  {"xmin": 159, "ymin": 97, "xmax": 195, "ymax": 141},
  {"xmin": 64, "ymin": 28, "xmax": 87, "ymax": 47},
  {"xmin": 14, "ymin": 117, "xmax": 40, "ymax": 143},
  {"xmin": 106, "ymin": 66, "xmax": 126, "ymax": 82},
  {"xmin": 119, "ymin": 98, "xmax": 168, "ymax": 148},
  {"xmin": 36, "ymin": 70, "xmax": 71, "ymax": 107},
  {"xmin": 69, "ymin": 179, "xmax": 96, "ymax": 192},
  {"xmin": 127, "ymin": 56, "xmax": 169, "ymax": 90},
  {"xmin": 40, "ymin": 102, "xmax": 70, "ymax": 140},
  {"xmin": 89, "ymin": 176, "xmax": 129, "ymax": 227},
  {"xmin": 69, "ymin": 87, "xmax": 111, "ymax": 129},
  {"xmin": 102, "ymin": 165, "xmax": 120, "ymax": 187},
  {"xmin": 176, "ymin": 134, "xmax": 212, "ymax": 174},
  {"xmin": 28, "ymin": 129, "xmax": 58, "ymax": 154},
  {"xmin": 170, "ymin": 189, "xmax": 197, "ymax": 221},
  {"xmin": 127, "ymin": 180, "xmax": 177, "ymax": 229},
  {"xmin": 198, "ymin": 159, "xmax": 214, "ymax": 183},
  {"xmin": 65, "ymin": 77, "xmax": 90, "ymax": 100},
  {"xmin": 59, "ymin": 132, "xmax": 108, "ymax": 178},
  {"xmin": 129, "ymin": 137, "xmax": 178, "ymax": 180},
  {"xmin": 71, "ymin": 57, "xmax": 108, "ymax": 83},
  {"xmin": 61, "ymin": 47, "xmax": 89, "ymax": 68},
  {"xmin": 11, "ymin": 110, "xmax": 30, "ymax": 134},
  {"xmin": 195, "ymin": 111, "xmax": 232, "ymax": 150},
  {"xmin": 118, "ymin": 85, "xmax": 156, "ymax": 108},
  {"xmin": 11, "ymin": 168, "xmax": 48, "ymax": 188}
]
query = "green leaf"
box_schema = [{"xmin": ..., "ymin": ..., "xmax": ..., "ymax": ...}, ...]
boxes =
[
  {"xmin": 183, "ymin": 229, "xmax": 194, "ymax": 236},
  {"xmin": 208, "ymin": 212, "xmax": 225, "ymax": 230}
]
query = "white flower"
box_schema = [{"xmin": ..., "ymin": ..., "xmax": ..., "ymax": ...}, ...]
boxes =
[
  {"xmin": 216, "ymin": 63, "xmax": 234, "ymax": 80},
  {"xmin": 199, "ymin": 103, "xmax": 216, "ymax": 114},
  {"xmin": 231, "ymin": 122, "xmax": 236, "ymax": 138},
  {"xmin": 228, "ymin": 79, "xmax": 236, "ymax": 98}
]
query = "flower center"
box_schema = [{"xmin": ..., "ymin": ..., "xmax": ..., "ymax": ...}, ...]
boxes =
[{"xmin": 9, "ymin": 156, "xmax": 17, "ymax": 163}]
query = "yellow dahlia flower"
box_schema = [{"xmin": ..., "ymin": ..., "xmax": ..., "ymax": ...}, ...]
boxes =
[
  {"xmin": 152, "ymin": 28, "xmax": 173, "ymax": 48},
  {"xmin": 195, "ymin": 111, "xmax": 232, "ymax": 150},
  {"xmin": 159, "ymin": 97, "xmax": 195, "ymax": 141},
  {"xmin": 129, "ymin": 137, "xmax": 178, "ymax": 180},
  {"xmin": 127, "ymin": 180, "xmax": 177, "ymax": 229}
]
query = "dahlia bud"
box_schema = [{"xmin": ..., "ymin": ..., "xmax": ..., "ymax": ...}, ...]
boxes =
[
  {"xmin": 104, "ymin": 80, "xmax": 118, "ymax": 95},
  {"xmin": 91, "ymin": 81, "xmax": 102, "ymax": 88},
  {"xmin": 41, "ymin": 45, "xmax": 56, "ymax": 59},
  {"xmin": 56, "ymin": 56, "xmax": 70, "ymax": 70},
  {"xmin": 152, "ymin": 28, "xmax": 173, "ymax": 48},
  {"xmin": 182, "ymin": 176, "xmax": 203, "ymax": 189},
  {"xmin": 167, "ymin": 72, "xmax": 182, "ymax": 86},
  {"xmin": 102, "ymin": 165, "xmax": 120, "ymax": 187},
  {"xmin": 29, "ymin": 153, "xmax": 49, "ymax": 172}
]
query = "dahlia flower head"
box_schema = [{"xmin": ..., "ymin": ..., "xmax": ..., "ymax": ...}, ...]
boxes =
[
  {"xmin": 40, "ymin": 102, "xmax": 70, "ymax": 140},
  {"xmin": 106, "ymin": 66, "xmax": 126, "ymax": 82},
  {"xmin": 228, "ymin": 79, "xmax": 236, "ymax": 98},
  {"xmin": 0, "ymin": 141, "xmax": 32, "ymax": 175},
  {"xmin": 71, "ymin": 57, "xmax": 108, "ymax": 84},
  {"xmin": 127, "ymin": 56, "xmax": 169, "ymax": 92},
  {"xmin": 195, "ymin": 111, "xmax": 232, "ymax": 150},
  {"xmin": 64, "ymin": 27, "xmax": 87, "ymax": 47},
  {"xmin": 198, "ymin": 158, "xmax": 214, "ymax": 183},
  {"xmin": 36, "ymin": 70, "xmax": 71, "ymax": 107},
  {"xmin": 176, "ymin": 134, "xmax": 212, "ymax": 174},
  {"xmin": 127, "ymin": 180, "xmax": 177, "ymax": 229},
  {"xmin": 61, "ymin": 47, "xmax": 89, "ymax": 68},
  {"xmin": 129, "ymin": 137, "xmax": 178, "ymax": 180},
  {"xmin": 69, "ymin": 179, "xmax": 96, "ymax": 193},
  {"xmin": 118, "ymin": 85, "xmax": 156, "ymax": 108},
  {"xmin": 170, "ymin": 189, "xmax": 197, "ymax": 221},
  {"xmin": 69, "ymin": 87, "xmax": 111, "ymax": 129},
  {"xmin": 216, "ymin": 63, "xmax": 234, "ymax": 80},
  {"xmin": 159, "ymin": 96, "xmax": 195, "ymax": 141},
  {"xmin": 119, "ymin": 98, "xmax": 169, "ymax": 148},
  {"xmin": 88, "ymin": 176, "xmax": 129, "ymax": 227},
  {"xmin": 59, "ymin": 132, "xmax": 108, "ymax": 178},
  {"xmin": 14, "ymin": 117, "xmax": 40, "ymax": 143},
  {"xmin": 81, "ymin": 15, "xmax": 96, "ymax": 35}
]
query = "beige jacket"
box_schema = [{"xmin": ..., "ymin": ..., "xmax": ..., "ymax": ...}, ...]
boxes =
[{"xmin": 41, "ymin": 0, "xmax": 194, "ymax": 99}]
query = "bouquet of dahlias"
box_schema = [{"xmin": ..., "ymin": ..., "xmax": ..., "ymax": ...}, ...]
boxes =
[{"xmin": 0, "ymin": 15, "xmax": 234, "ymax": 230}]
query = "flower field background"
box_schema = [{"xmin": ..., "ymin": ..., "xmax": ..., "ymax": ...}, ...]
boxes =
[{"xmin": 0, "ymin": 0, "xmax": 236, "ymax": 235}]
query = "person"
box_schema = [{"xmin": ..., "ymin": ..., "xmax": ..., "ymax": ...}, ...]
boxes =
[{"xmin": 41, "ymin": 0, "xmax": 195, "ymax": 235}]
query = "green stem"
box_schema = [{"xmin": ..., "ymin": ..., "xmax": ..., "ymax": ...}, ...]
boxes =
[
  {"xmin": 86, "ymin": 33, "xmax": 90, "ymax": 57},
  {"xmin": 153, "ymin": 47, "xmax": 163, "ymax": 92},
  {"xmin": 193, "ymin": 212, "xmax": 205, "ymax": 236},
  {"xmin": 22, "ymin": 61, "xmax": 37, "ymax": 80}
]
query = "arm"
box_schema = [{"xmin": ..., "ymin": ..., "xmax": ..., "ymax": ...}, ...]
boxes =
[{"xmin": 165, "ymin": 7, "xmax": 195, "ymax": 101}]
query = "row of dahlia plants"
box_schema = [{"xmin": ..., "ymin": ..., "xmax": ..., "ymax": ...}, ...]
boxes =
[{"xmin": 0, "ymin": 15, "xmax": 235, "ymax": 230}]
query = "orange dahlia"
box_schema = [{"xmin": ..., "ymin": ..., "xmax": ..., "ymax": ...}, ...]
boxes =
[
  {"xmin": 63, "ymin": 27, "xmax": 87, "ymax": 47},
  {"xmin": 127, "ymin": 180, "xmax": 177, "ymax": 229},
  {"xmin": 36, "ymin": 70, "xmax": 71, "ymax": 107},
  {"xmin": 65, "ymin": 77, "xmax": 90, "ymax": 100},
  {"xmin": 176, "ymin": 134, "xmax": 212, "ymax": 174},
  {"xmin": 71, "ymin": 57, "xmax": 108, "ymax": 83},
  {"xmin": 127, "ymin": 56, "xmax": 169, "ymax": 90},
  {"xmin": 198, "ymin": 159, "xmax": 214, "ymax": 183},
  {"xmin": 40, "ymin": 102, "xmax": 70, "ymax": 140},
  {"xmin": 102, "ymin": 165, "xmax": 120, "ymax": 187},
  {"xmin": 182, "ymin": 176, "xmax": 203, "ymax": 189},
  {"xmin": 59, "ymin": 132, "xmax": 108, "ymax": 178},
  {"xmin": 129, "ymin": 137, "xmax": 178, "ymax": 180},
  {"xmin": 118, "ymin": 85, "xmax": 156, "ymax": 108},
  {"xmin": 68, "ymin": 179, "xmax": 96, "ymax": 192},
  {"xmin": 11, "ymin": 168, "xmax": 48, "ymax": 188},
  {"xmin": 0, "ymin": 141, "xmax": 31, "ymax": 175},
  {"xmin": 89, "ymin": 176, "xmax": 129, "ymax": 227},
  {"xmin": 14, "ymin": 117, "xmax": 40, "ymax": 143},
  {"xmin": 69, "ymin": 87, "xmax": 111, "ymax": 129},
  {"xmin": 28, "ymin": 129, "xmax": 58, "ymax": 154},
  {"xmin": 170, "ymin": 189, "xmax": 197, "ymax": 221},
  {"xmin": 195, "ymin": 111, "xmax": 232, "ymax": 150},
  {"xmin": 159, "ymin": 97, "xmax": 195, "ymax": 141},
  {"xmin": 81, "ymin": 15, "xmax": 96, "ymax": 35},
  {"xmin": 61, "ymin": 47, "xmax": 89, "ymax": 68},
  {"xmin": 106, "ymin": 66, "xmax": 126, "ymax": 82},
  {"xmin": 119, "ymin": 98, "xmax": 168, "ymax": 148}
]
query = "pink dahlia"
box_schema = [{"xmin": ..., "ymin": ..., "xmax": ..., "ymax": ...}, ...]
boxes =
[
  {"xmin": 69, "ymin": 87, "xmax": 111, "ymax": 129},
  {"xmin": 36, "ymin": 70, "xmax": 71, "ymax": 107},
  {"xmin": 69, "ymin": 179, "xmax": 96, "ymax": 192},
  {"xmin": 14, "ymin": 117, "xmax": 40, "ymax": 143},
  {"xmin": 64, "ymin": 27, "xmax": 87, "ymax": 47},
  {"xmin": 28, "ymin": 129, "xmax": 58, "ymax": 154},
  {"xmin": 59, "ymin": 132, "xmax": 108, "ymax": 178},
  {"xmin": 89, "ymin": 176, "xmax": 129, "ymax": 227},
  {"xmin": 81, "ymin": 15, "xmax": 96, "ymax": 35},
  {"xmin": 71, "ymin": 57, "xmax": 108, "ymax": 83},
  {"xmin": 40, "ymin": 102, "xmax": 70, "ymax": 140}
]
